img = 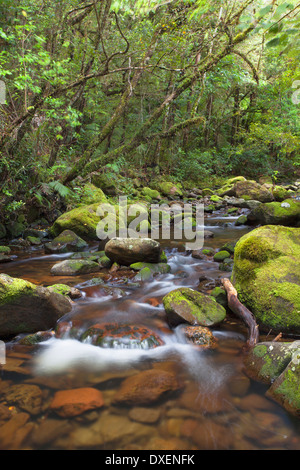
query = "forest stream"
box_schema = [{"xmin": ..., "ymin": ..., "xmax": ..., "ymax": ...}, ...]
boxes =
[{"xmin": 1, "ymin": 210, "xmax": 300, "ymax": 451}]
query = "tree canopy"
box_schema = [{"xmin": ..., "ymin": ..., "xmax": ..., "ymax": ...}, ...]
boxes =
[{"xmin": 0, "ymin": 0, "xmax": 299, "ymax": 216}]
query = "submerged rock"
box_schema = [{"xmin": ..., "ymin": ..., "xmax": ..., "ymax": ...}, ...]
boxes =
[
  {"xmin": 0, "ymin": 274, "xmax": 72, "ymax": 337},
  {"xmin": 19, "ymin": 330, "xmax": 54, "ymax": 345},
  {"xmin": 80, "ymin": 323, "xmax": 164, "ymax": 350},
  {"xmin": 162, "ymin": 287, "xmax": 226, "ymax": 328},
  {"xmin": 45, "ymin": 229, "xmax": 88, "ymax": 253},
  {"xmin": 4, "ymin": 384, "xmax": 44, "ymax": 415},
  {"xmin": 105, "ymin": 237, "xmax": 162, "ymax": 266},
  {"xmin": 232, "ymin": 225, "xmax": 300, "ymax": 334},
  {"xmin": 113, "ymin": 369, "xmax": 181, "ymax": 405},
  {"xmin": 50, "ymin": 387, "xmax": 104, "ymax": 417}
]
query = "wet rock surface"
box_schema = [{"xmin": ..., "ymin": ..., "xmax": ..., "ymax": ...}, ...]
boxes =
[
  {"xmin": 105, "ymin": 237, "xmax": 162, "ymax": 266},
  {"xmin": 163, "ymin": 287, "xmax": 227, "ymax": 328},
  {"xmin": 0, "ymin": 274, "xmax": 72, "ymax": 337}
]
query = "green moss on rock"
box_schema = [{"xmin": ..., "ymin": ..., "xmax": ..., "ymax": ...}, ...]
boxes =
[
  {"xmin": 0, "ymin": 246, "xmax": 11, "ymax": 254},
  {"xmin": 266, "ymin": 343, "xmax": 300, "ymax": 417},
  {"xmin": 141, "ymin": 187, "xmax": 161, "ymax": 200},
  {"xmin": 243, "ymin": 341, "xmax": 297, "ymax": 384},
  {"xmin": 80, "ymin": 183, "xmax": 108, "ymax": 205},
  {"xmin": 232, "ymin": 225, "xmax": 300, "ymax": 334},
  {"xmin": 214, "ymin": 250, "xmax": 231, "ymax": 262},
  {"xmin": 248, "ymin": 199, "xmax": 300, "ymax": 226},
  {"xmin": 163, "ymin": 287, "xmax": 226, "ymax": 328}
]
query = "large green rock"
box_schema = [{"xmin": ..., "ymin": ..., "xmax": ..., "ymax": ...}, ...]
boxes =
[
  {"xmin": 51, "ymin": 203, "xmax": 126, "ymax": 241},
  {"xmin": 45, "ymin": 230, "xmax": 88, "ymax": 253},
  {"xmin": 234, "ymin": 180, "xmax": 274, "ymax": 202},
  {"xmin": 232, "ymin": 225, "xmax": 300, "ymax": 334},
  {"xmin": 80, "ymin": 183, "xmax": 108, "ymax": 205},
  {"xmin": 247, "ymin": 199, "xmax": 300, "ymax": 226},
  {"xmin": 50, "ymin": 259, "xmax": 100, "ymax": 276},
  {"xmin": 0, "ymin": 274, "xmax": 72, "ymax": 337},
  {"xmin": 216, "ymin": 176, "xmax": 247, "ymax": 197},
  {"xmin": 51, "ymin": 204, "xmax": 101, "ymax": 240},
  {"xmin": 156, "ymin": 181, "xmax": 183, "ymax": 198},
  {"xmin": 266, "ymin": 344, "xmax": 300, "ymax": 417},
  {"xmin": 141, "ymin": 187, "xmax": 161, "ymax": 201},
  {"xmin": 243, "ymin": 341, "xmax": 299, "ymax": 384},
  {"xmin": 162, "ymin": 287, "xmax": 226, "ymax": 328}
]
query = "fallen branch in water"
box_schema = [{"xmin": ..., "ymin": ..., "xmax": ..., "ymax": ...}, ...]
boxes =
[
  {"xmin": 273, "ymin": 332, "xmax": 282, "ymax": 342},
  {"xmin": 221, "ymin": 277, "xmax": 259, "ymax": 349}
]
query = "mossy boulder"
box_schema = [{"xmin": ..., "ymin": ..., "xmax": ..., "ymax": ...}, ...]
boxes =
[
  {"xmin": 243, "ymin": 341, "xmax": 300, "ymax": 385},
  {"xmin": 211, "ymin": 286, "xmax": 228, "ymax": 308},
  {"xmin": 266, "ymin": 344, "xmax": 300, "ymax": 417},
  {"xmin": 47, "ymin": 283, "xmax": 82, "ymax": 299},
  {"xmin": 213, "ymin": 250, "xmax": 231, "ymax": 262},
  {"xmin": 23, "ymin": 228, "xmax": 48, "ymax": 240},
  {"xmin": 133, "ymin": 267, "xmax": 153, "ymax": 282},
  {"xmin": 202, "ymin": 188, "xmax": 214, "ymax": 196},
  {"xmin": 272, "ymin": 186, "xmax": 290, "ymax": 202},
  {"xmin": 45, "ymin": 230, "xmax": 88, "ymax": 253},
  {"xmin": 232, "ymin": 225, "xmax": 300, "ymax": 334},
  {"xmin": 233, "ymin": 180, "xmax": 274, "ymax": 202},
  {"xmin": 51, "ymin": 203, "xmax": 126, "ymax": 241},
  {"xmin": 91, "ymin": 171, "xmax": 122, "ymax": 196},
  {"xmin": 51, "ymin": 204, "xmax": 102, "ymax": 240},
  {"xmin": 98, "ymin": 255, "xmax": 113, "ymax": 268},
  {"xmin": 219, "ymin": 242, "xmax": 236, "ymax": 254},
  {"xmin": 247, "ymin": 199, "xmax": 300, "ymax": 226},
  {"xmin": 50, "ymin": 259, "xmax": 100, "ymax": 276},
  {"xmin": 6, "ymin": 221, "xmax": 26, "ymax": 238},
  {"xmin": 210, "ymin": 195, "xmax": 224, "ymax": 203},
  {"xmin": 141, "ymin": 187, "xmax": 161, "ymax": 201},
  {"xmin": 156, "ymin": 181, "xmax": 183, "ymax": 198},
  {"xmin": 162, "ymin": 287, "xmax": 226, "ymax": 328},
  {"xmin": 130, "ymin": 261, "xmax": 171, "ymax": 275},
  {"xmin": 0, "ymin": 246, "xmax": 11, "ymax": 254},
  {"xmin": 0, "ymin": 274, "xmax": 72, "ymax": 337},
  {"xmin": 216, "ymin": 176, "xmax": 246, "ymax": 197},
  {"xmin": 79, "ymin": 183, "xmax": 108, "ymax": 205},
  {"xmin": 26, "ymin": 236, "xmax": 42, "ymax": 245},
  {"xmin": 235, "ymin": 215, "xmax": 248, "ymax": 226},
  {"xmin": 105, "ymin": 237, "xmax": 162, "ymax": 266}
]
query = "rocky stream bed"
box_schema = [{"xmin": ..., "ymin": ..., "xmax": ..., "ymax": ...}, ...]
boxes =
[{"xmin": 0, "ymin": 208, "xmax": 300, "ymax": 450}]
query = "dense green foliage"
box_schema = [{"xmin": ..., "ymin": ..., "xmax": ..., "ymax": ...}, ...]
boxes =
[{"xmin": 0, "ymin": 0, "xmax": 299, "ymax": 221}]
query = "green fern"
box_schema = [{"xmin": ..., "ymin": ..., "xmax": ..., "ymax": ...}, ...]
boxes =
[{"xmin": 48, "ymin": 180, "xmax": 72, "ymax": 198}]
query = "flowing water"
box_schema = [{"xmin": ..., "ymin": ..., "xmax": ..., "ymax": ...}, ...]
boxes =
[{"xmin": 0, "ymin": 212, "xmax": 300, "ymax": 450}]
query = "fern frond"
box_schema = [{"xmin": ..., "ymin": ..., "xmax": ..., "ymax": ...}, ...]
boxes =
[{"xmin": 48, "ymin": 180, "xmax": 72, "ymax": 198}]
